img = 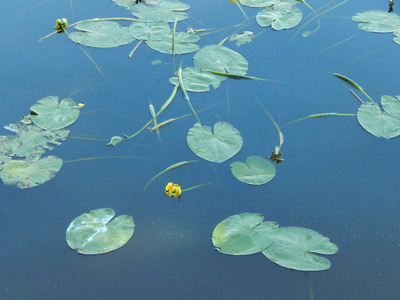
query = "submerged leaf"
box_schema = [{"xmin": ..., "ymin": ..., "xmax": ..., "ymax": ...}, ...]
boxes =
[
  {"xmin": 66, "ymin": 208, "xmax": 135, "ymax": 255},
  {"xmin": 256, "ymin": 1, "xmax": 302, "ymax": 30},
  {"xmin": 132, "ymin": 0, "xmax": 190, "ymax": 22},
  {"xmin": 352, "ymin": 10, "xmax": 400, "ymax": 33},
  {"xmin": 29, "ymin": 96, "xmax": 80, "ymax": 130},
  {"xmin": 262, "ymin": 227, "xmax": 338, "ymax": 271},
  {"xmin": 229, "ymin": 31, "xmax": 255, "ymax": 46},
  {"xmin": 230, "ymin": 155, "xmax": 276, "ymax": 185},
  {"xmin": 69, "ymin": 21, "xmax": 136, "ymax": 48},
  {"xmin": 187, "ymin": 122, "xmax": 242, "ymax": 163},
  {"xmin": 357, "ymin": 96, "xmax": 400, "ymax": 139},
  {"xmin": 212, "ymin": 213, "xmax": 278, "ymax": 255},
  {"xmin": 0, "ymin": 155, "xmax": 63, "ymax": 189},
  {"xmin": 194, "ymin": 45, "xmax": 248, "ymax": 76},
  {"xmin": 240, "ymin": 0, "xmax": 297, "ymax": 8}
]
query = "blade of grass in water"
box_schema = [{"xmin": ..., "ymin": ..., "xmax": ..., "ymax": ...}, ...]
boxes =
[
  {"xmin": 333, "ymin": 73, "xmax": 375, "ymax": 103},
  {"xmin": 178, "ymin": 65, "xmax": 201, "ymax": 124},
  {"xmin": 144, "ymin": 160, "xmax": 199, "ymax": 190}
]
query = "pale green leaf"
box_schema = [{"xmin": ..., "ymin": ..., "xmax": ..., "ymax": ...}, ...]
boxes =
[
  {"xmin": 0, "ymin": 155, "xmax": 63, "ymax": 189},
  {"xmin": 66, "ymin": 208, "xmax": 135, "ymax": 255},
  {"xmin": 230, "ymin": 155, "xmax": 276, "ymax": 185},
  {"xmin": 352, "ymin": 10, "xmax": 400, "ymax": 33},
  {"xmin": 262, "ymin": 227, "xmax": 338, "ymax": 271},
  {"xmin": 30, "ymin": 96, "xmax": 80, "ymax": 130},
  {"xmin": 132, "ymin": 0, "xmax": 190, "ymax": 22},
  {"xmin": 169, "ymin": 67, "xmax": 226, "ymax": 92},
  {"xmin": 69, "ymin": 21, "xmax": 136, "ymax": 48},
  {"xmin": 187, "ymin": 122, "xmax": 242, "ymax": 163},
  {"xmin": 256, "ymin": 2, "xmax": 302, "ymax": 30},
  {"xmin": 212, "ymin": 213, "xmax": 278, "ymax": 255},
  {"xmin": 129, "ymin": 19, "xmax": 170, "ymax": 40},
  {"xmin": 145, "ymin": 31, "xmax": 199, "ymax": 54}
]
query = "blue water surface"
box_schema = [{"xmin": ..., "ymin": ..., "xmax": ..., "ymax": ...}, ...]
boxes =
[{"xmin": 1, "ymin": 0, "xmax": 400, "ymax": 299}]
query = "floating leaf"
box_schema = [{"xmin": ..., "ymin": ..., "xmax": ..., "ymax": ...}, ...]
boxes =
[
  {"xmin": 187, "ymin": 122, "xmax": 242, "ymax": 163},
  {"xmin": 2, "ymin": 122, "xmax": 69, "ymax": 158},
  {"xmin": 107, "ymin": 136, "xmax": 123, "ymax": 146},
  {"xmin": 262, "ymin": 227, "xmax": 338, "ymax": 271},
  {"xmin": 129, "ymin": 19, "xmax": 170, "ymax": 40},
  {"xmin": 352, "ymin": 10, "xmax": 400, "ymax": 33},
  {"xmin": 112, "ymin": 0, "xmax": 135, "ymax": 10},
  {"xmin": 230, "ymin": 155, "xmax": 276, "ymax": 185},
  {"xmin": 69, "ymin": 21, "xmax": 136, "ymax": 48},
  {"xmin": 0, "ymin": 155, "xmax": 63, "ymax": 189},
  {"xmin": 357, "ymin": 96, "xmax": 400, "ymax": 139},
  {"xmin": 194, "ymin": 45, "xmax": 248, "ymax": 76},
  {"xmin": 132, "ymin": 0, "xmax": 190, "ymax": 22},
  {"xmin": 29, "ymin": 96, "xmax": 80, "ymax": 130},
  {"xmin": 229, "ymin": 31, "xmax": 254, "ymax": 46},
  {"xmin": 212, "ymin": 213, "xmax": 278, "ymax": 255},
  {"xmin": 66, "ymin": 208, "xmax": 135, "ymax": 255},
  {"xmin": 394, "ymin": 30, "xmax": 400, "ymax": 44},
  {"xmin": 256, "ymin": 2, "xmax": 302, "ymax": 30},
  {"xmin": 169, "ymin": 67, "xmax": 226, "ymax": 92},
  {"xmin": 145, "ymin": 31, "xmax": 199, "ymax": 54}
]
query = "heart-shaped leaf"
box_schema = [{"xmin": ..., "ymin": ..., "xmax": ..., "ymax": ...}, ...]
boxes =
[
  {"xmin": 187, "ymin": 122, "xmax": 242, "ymax": 163},
  {"xmin": 230, "ymin": 155, "xmax": 276, "ymax": 185}
]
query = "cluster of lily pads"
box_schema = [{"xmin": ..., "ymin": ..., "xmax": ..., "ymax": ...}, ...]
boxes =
[
  {"xmin": 0, "ymin": 96, "xmax": 82, "ymax": 189},
  {"xmin": 33, "ymin": 0, "xmax": 400, "ymax": 275}
]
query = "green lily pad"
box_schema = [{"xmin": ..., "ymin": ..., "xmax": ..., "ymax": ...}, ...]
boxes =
[
  {"xmin": 352, "ymin": 10, "xmax": 400, "ymax": 33},
  {"xmin": 66, "ymin": 208, "xmax": 135, "ymax": 255},
  {"xmin": 145, "ymin": 31, "xmax": 199, "ymax": 54},
  {"xmin": 230, "ymin": 155, "xmax": 276, "ymax": 185},
  {"xmin": 129, "ymin": 19, "xmax": 170, "ymax": 40},
  {"xmin": 2, "ymin": 122, "xmax": 69, "ymax": 158},
  {"xmin": 262, "ymin": 227, "xmax": 339, "ymax": 271},
  {"xmin": 29, "ymin": 96, "xmax": 80, "ymax": 130},
  {"xmin": 169, "ymin": 67, "xmax": 226, "ymax": 92},
  {"xmin": 0, "ymin": 155, "xmax": 63, "ymax": 189},
  {"xmin": 112, "ymin": 0, "xmax": 135, "ymax": 10},
  {"xmin": 187, "ymin": 122, "xmax": 242, "ymax": 163},
  {"xmin": 256, "ymin": 1, "xmax": 302, "ymax": 30},
  {"xmin": 212, "ymin": 213, "xmax": 278, "ymax": 255},
  {"xmin": 69, "ymin": 21, "xmax": 136, "ymax": 48},
  {"xmin": 394, "ymin": 30, "xmax": 400, "ymax": 44},
  {"xmin": 132, "ymin": 0, "xmax": 190, "ymax": 22},
  {"xmin": 357, "ymin": 97, "xmax": 400, "ymax": 139},
  {"xmin": 194, "ymin": 45, "xmax": 248, "ymax": 76}
]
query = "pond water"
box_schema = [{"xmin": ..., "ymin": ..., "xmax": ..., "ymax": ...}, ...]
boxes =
[{"xmin": 1, "ymin": 0, "xmax": 400, "ymax": 299}]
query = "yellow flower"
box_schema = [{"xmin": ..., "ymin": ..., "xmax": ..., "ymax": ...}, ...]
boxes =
[
  {"xmin": 78, "ymin": 103, "xmax": 85, "ymax": 108},
  {"xmin": 229, "ymin": 0, "xmax": 236, "ymax": 3},
  {"xmin": 165, "ymin": 182, "xmax": 182, "ymax": 199}
]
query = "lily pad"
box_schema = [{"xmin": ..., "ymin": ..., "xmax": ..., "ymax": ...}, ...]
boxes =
[
  {"xmin": 145, "ymin": 31, "xmax": 199, "ymax": 54},
  {"xmin": 169, "ymin": 67, "xmax": 226, "ymax": 92},
  {"xmin": 256, "ymin": 2, "xmax": 302, "ymax": 30},
  {"xmin": 2, "ymin": 122, "xmax": 69, "ymax": 158},
  {"xmin": 107, "ymin": 136, "xmax": 123, "ymax": 146},
  {"xmin": 112, "ymin": 0, "xmax": 135, "ymax": 10},
  {"xmin": 69, "ymin": 21, "xmax": 136, "ymax": 48},
  {"xmin": 230, "ymin": 155, "xmax": 276, "ymax": 185},
  {"xmin": 212, "ymin": 213, "xmax": 278, "ymax": 255},
  {"xmin": 187, "ymin": 122, "xmax": 242, "ymax": 163},
  {"xmin": 357, "ymin": 97, "xmax": 400, "ymax": 139},
  {"xmin": 29, "ymin": 96, "xmax": 80, "ymax": 130},
  {"xmin": 0, "ymin": 155, "xmax": 63, "ymax": 189},
  {"xmin": 194, "ymin": 45, "xmax": 248, "ymax": 76},
  {"xmin": 132, "ymin": 0, "xmax": 190, "ymax": 22},
  {"xmin": 129, "ymin": 19, "xmax": 170, "ymax": 40},
  {"xmin": 262, "ymin": 227, "xmax": 339, "ymax": 271},
  {"xmin": 352, "ymin": 10, "xmax": 400, "ymax": 33},
  {"xmin": 66, "ymin": 208, "xmax": 135, "ymax": 255},
  {"xmin": 394, "ymin": 30, "xmax": 400, "ymax": 45}
]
